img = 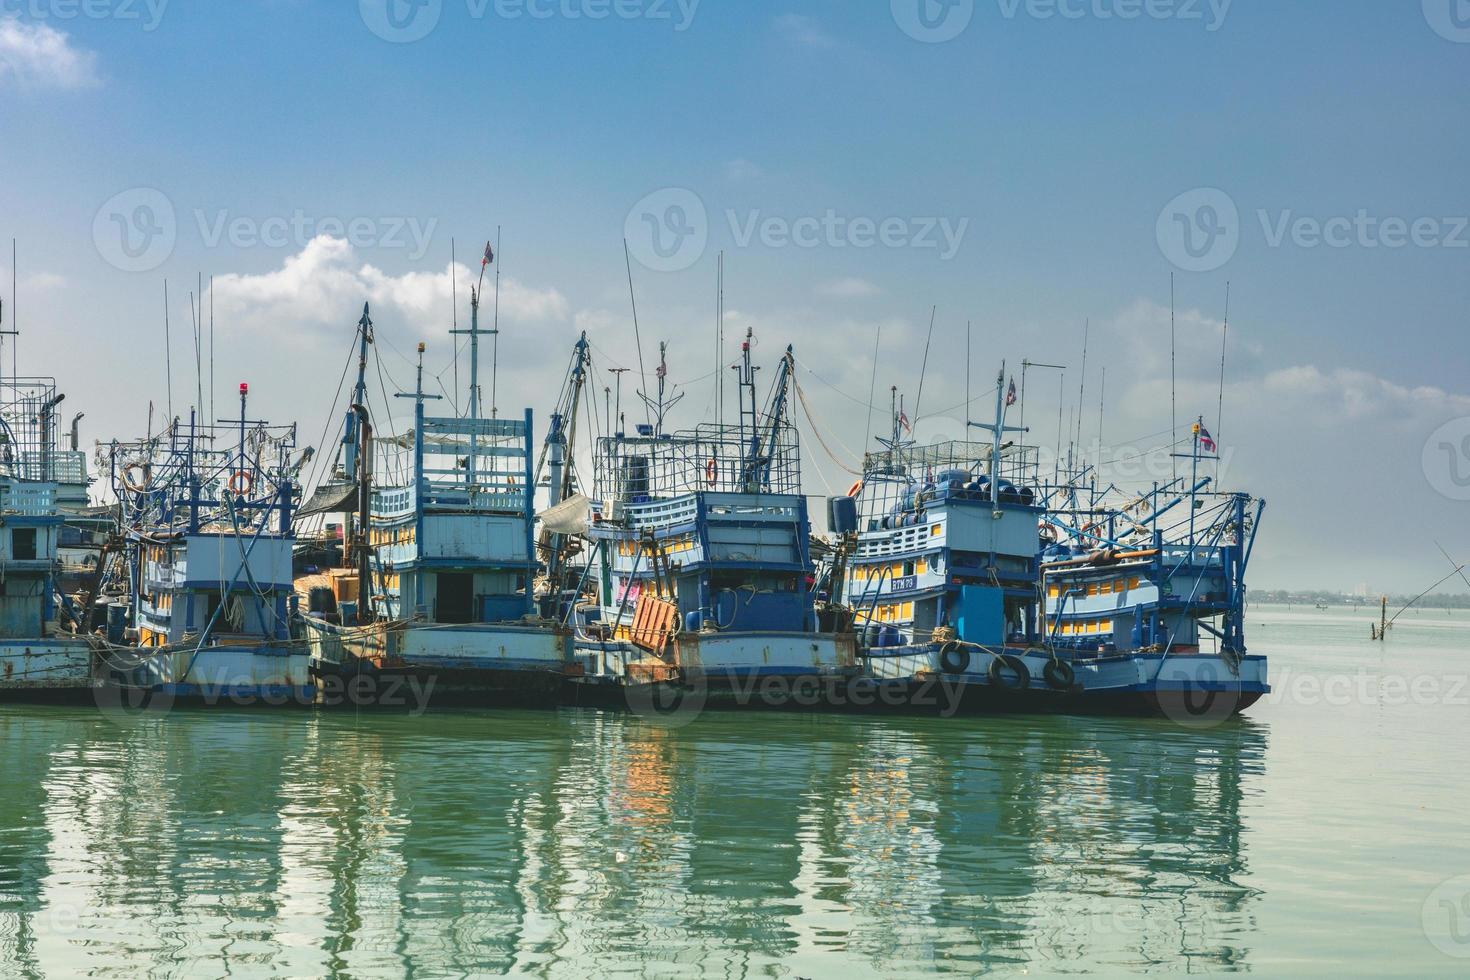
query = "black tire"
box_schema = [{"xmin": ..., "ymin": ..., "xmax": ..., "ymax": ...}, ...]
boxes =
[
  {"xmin": 989, "ymin": 654, "xmax": 1031, "ymax": 691},
  {"xmin": 1043, "ymin": 659, "xmax": 1076, "ymax": 691},
  {"xmin": 939, "ymin": 642, "xmax": 970, "ymax": 675}
]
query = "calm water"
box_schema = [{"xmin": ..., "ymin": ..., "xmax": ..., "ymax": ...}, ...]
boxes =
[{"xmin": 2, "ymin": 607, "xmax": 1468, "ymax": 977}]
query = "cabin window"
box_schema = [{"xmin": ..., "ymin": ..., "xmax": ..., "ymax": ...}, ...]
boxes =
[
  {"xmin": 12, "ymin": 528, "xmax": 36, "ymax": 561},
  {"xmin": 903, "ymin": 560, "xmax": 916, "ymax": 576},
  {"xmin": 930, "ymin": 524, "xmax": 942, "ymax": 536}
]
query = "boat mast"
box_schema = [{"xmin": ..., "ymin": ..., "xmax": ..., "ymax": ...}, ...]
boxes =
[{"xmin": 969, "ymin": 363, "xmax": 1026, "ymax": 511}]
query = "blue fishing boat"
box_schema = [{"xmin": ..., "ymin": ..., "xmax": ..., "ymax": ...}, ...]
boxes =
[
  {"xmin": 1037, "ymin": 417, "xmax": 1269, "ymax": 717},
  {"xmin": 830, "ymin": 367, "xmax": 1268, "ymax": 717},
  {"xmin": 299, "ymin": 297, "xmax": 574, "ymax": 701},
  {"xmin": 568, "ymin": 331, "xmax": 858, "ymax": 704},
  {"xmin": 0, "ymin": 371, "xmax": 97, "ymax": 698},
  {"xmin": 97, "ymin": 387, "xmax": 314, "ymax": 704}
]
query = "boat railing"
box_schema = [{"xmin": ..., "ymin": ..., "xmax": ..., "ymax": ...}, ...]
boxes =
[{"xmin": 0, "ymin": 481, "xmax": 56, "ymax": 516}]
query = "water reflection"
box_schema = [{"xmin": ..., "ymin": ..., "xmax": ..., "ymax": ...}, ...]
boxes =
[{"xmin": 0, "ymin": 707, "xmax": 1266, "ymax": 976}]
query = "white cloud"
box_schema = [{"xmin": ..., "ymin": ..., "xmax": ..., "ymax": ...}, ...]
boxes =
[
  {"xmin": 816, "ymin": 277, "xmax": 881, "ymax": 299},
  {"xmin": 0, "ymin": 17, "xmax": 99, "ymax": 90},
  {"xmin": 211, "ymin": 236, "xmax": 568, "ymax": 342}
]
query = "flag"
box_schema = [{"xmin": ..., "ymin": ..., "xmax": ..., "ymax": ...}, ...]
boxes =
[
  {"xmin": 1197, "ymin": 423, "xmax": 1217, "ymax": 453},
  {"xmin": 482, "ymin": 241, "xmax": 495, "ymax": 267},
  {"xmin": 899, "ymin": 411, "xmax": 912, "ymax": 434},
  {"xmin": 656, "ymin": 361, "xmax": 667, "ymax": 380},
  {"xmin": 1005, "ymin": 377, "xmax": 1017, "ymax": 407}
]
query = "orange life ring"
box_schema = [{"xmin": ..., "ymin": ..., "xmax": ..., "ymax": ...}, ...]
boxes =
[
  {"xmin": 228, "ymin": 470, "xmax": 254, "ymax": 496},
  {"xmin": 846, "ymin": 480, "xmax": 863, "ymax": 499},
  {"xmin": 705, "ymin": 458, "xmax": 718, "ymax": 487}
]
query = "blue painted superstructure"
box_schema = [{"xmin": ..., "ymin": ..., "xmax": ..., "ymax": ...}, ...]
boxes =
[
  {"xmin": 302, "ymin": 297, "xmax": 572, "ymax": 696},
  {"xmin": 570, "ymin": 333, "xmax": 856, "ymax": 695},
  {"xmin": 99, "ymin": 385, "xmax": 313, "ymax": 703}
]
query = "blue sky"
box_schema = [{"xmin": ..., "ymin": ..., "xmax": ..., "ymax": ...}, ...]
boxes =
[{"xmin": 1, "ymin": 0, "xmax": 1468, "ymax": 590}]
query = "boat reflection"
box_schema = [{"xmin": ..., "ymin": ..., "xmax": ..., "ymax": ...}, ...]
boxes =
[{"xmin": 0, "ymin": 709, "xmax": 1266, "ymax": 976}]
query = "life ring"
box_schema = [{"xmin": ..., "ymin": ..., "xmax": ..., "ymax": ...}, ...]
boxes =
[
  {"xmin": 938, "ymin": 641, "xmax": 970, "ymax": 675},
  {"xmin": 121, "ymin": 462, "xmax": 150, "ymax": 493},
  {"xmin": 989, "ymin": 654, "xmax": 1030, "ymax": 691},
  {"xmin": 705, "ymin": 458, "xmax": 719, "ymax": 487},
  {"xmin": 1043, "ymin": 659, "xmax": 1076, "ymax": 691},
  {"xmin": 227, "ymin": 470, "xmax": 254, "ymax": 496},
  {"xmin": 846, "ymin": 480, "xmax": 864, "ymax": 499}
]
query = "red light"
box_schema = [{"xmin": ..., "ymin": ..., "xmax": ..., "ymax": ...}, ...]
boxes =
[{"xmin": 239, "ymin": 383, "xmax": 249, "ymax": 395}]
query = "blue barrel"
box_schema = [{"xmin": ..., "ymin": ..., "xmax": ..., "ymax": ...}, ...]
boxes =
[
  {"xmin": 106, "ymin": 603, "xmax": 128, "ymax": 645},
  {"xmin": 828, "ymin": 495, "xmax": 859, "ymax": 534},
  {"xmin": 685, "ymin": 610, "xmax": 703, "ymax": 633}
]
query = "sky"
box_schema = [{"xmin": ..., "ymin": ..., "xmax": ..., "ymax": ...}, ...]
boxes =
[{"xmin": 0, "ymin": 0, "xmax": 1467, "ymax": 592}]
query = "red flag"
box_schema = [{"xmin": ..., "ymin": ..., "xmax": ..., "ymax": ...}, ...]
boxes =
[
  {"xmin": 1198, "ymin": 424, "xmax": 1217, "ymax": 453},
  {"xmin": 899, "ymin": 411, "xmax": 912, "ymax": 434}
]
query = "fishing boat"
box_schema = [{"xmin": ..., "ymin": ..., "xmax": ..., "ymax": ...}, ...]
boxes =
[
  {"xmin": 298, "ymin": 296, "xmax": 575, "ymax": 702},
  {"xmin": 829, "ymin": 371, "xmax": 1065, "ymax": 710},
  {"xmin": 567, "ymin": 331, "xmax": 858, "ymax": 706},
  {"xmin": 829, "ymin": 367, "xmax": 1268, "ymax": 717},
  {"xmin": 95, "ymin": 388, "xmax": 314, "ymax": 704},
  {"xmin": 1037, "ymin": 418, "xmax": 1269, "ymax": 717},
  {"xmin": 0, "ymin": 370, "xmax": 97, "ymax": 699}
]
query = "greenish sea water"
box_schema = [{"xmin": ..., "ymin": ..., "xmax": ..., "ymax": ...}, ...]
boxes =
[{"xmin": 2, "ymin": 606, "xmax": 1468, "ymax": 977}]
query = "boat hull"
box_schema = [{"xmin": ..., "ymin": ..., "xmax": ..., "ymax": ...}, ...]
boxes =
[
  {"xmin": 0, "ymin": 639, "xmax": 97, "ymax": 701},
  {"xmin": 305, "ymin": 618, "xmax": 577, "ymax": 704},
  {"xmin": 100, "ymin": 641, "xmax": 315, "ymax": 706},
  {"xmin": 862, "ymin": 643, "xmax": 1269, "ymax": 717}
]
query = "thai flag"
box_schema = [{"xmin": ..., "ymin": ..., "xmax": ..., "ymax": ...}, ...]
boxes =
[
  {"xmin": 899, "ymin": 411, "xmax": 912, "ymax": 434},
  {"xmin": 482, "ymin": 241, "xmax": 495, "ymax": 267},
  {"xmin": 1006, "ymin": 377, "xmax": 1017, "ymax": 407},
  {"xmin": 1199, "ymin": 424, "xmax": 1217, "ymax": 453}
]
